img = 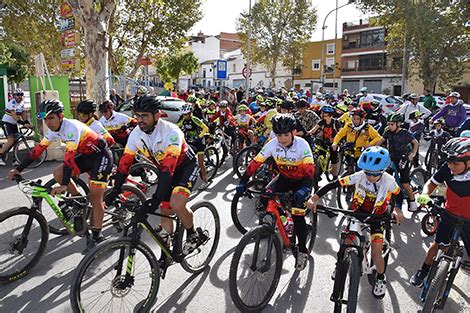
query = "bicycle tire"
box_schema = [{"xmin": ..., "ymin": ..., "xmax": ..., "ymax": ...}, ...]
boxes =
[
  {"xmin": 346, "ymin": 250, "xmax": 361, "ymax": 313},
  {"xmin": 421, "ymin": 213, "xmax": 439, "ymax": 236},
  {"xmin": 410, "ymin": 167, "xmax": 427, "ymax": 193},
  {"xmin": 44, "ymin": 177, "xmax": 90, "ymax": 235},
  {"xmin": 231, "ymin": 179, "xmax": 268, "ymax": 234},
  {"xmin": 176, "ymin": 201, "xmax": 220, "ymax": 274},
  {"xmin": 229, "ymin": 225, "xmax": 283, "ymax": 312},
  {"xmin": 0, "ymin": 207, "xmax": 49, "ymax": 284},
  {"xmin": 233, "ymin": 146, "xmax": 258, "ymax": 179},
  {"xmin": 14, "ymin": 137, "xmax": 47, "ymax": 168},
  {"xmin": 204, "ymin": 146, "xmax": 219, "ymax": 182},
  {"xmin": 306, "ymin": 210, "xmax": 318, "ymax": 253},
  {"xmin": 424, "ymin": 144, "xmax": 432, "ymax": 172},
  {"xmin": 423, "ymin": 258, "xmax": 450, "ymax": 313},
  {"xmin": 70, "ymin": 237, "xmax": 160, "ymax": 312}
]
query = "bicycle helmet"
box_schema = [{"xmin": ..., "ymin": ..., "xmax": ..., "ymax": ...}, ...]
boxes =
[
  {"xmin": 77, "ymin": 100, "xmax": 97, "ymax": 114},
  {"xmin": 360, "ymin": 87, "xmax": 368, "ymax": 93},
  {"xmin": 449, "ymin": 91, "xmax": 460, "ymax": 98},
  {"xmin": 315, "ymin": 92, "xmax": 323, "ymax": 98},
  {"xmin": 136, "ymin": 85, "xmax": 148, "ymax": 95},
  {"xmin": 371, "ymin": 99, "xmax": 381, "ymax": 109},
  {"xmin": 442, "ymin": 137, "xmax": 470, "ymax": 162},
  {"xmin": 280, "ymin": 100, "xmax": 294, "ymax": 111},
  {"xmin": 37, "ymin": 99, "xmax": 64, "ymax": 118},
  {"xmin": 187, "ymin": 95, "xmax": 197, "ymax": 103},
  {"xmin": 296, "ymin": 98, "xmax": 308, "ymax": 108},
  {"xmin": 208, "ymin": 100, "xmax": 216, "ymax": 106},
  {"xmin": 357, "ymin": 146, "xmax": 391, "ymax": 172},
  {"xmin": 14, "ymin": 88, "xmax": 24, "ymax": 96},
  {"xmin": 343, "ymin": 97, "xmax": 352, "ymax": 105},
  {"xmin": 321, "ymin": 105, "xmax": 335, "ymax": 114},
  {"xmin": 460, "ymin": 130, "xmax": 470, "ymax": 138},
  {"xmin": 387, "ymin": 112, "xmax": 404, "ymax": 123},
  {"xmin": 336, "ymin": 103, "xmax": 348, "ymax": 113},
  {"xmin": 409, "ymin": 110, "xmax": 422, "ymax": 120},
  {"xmin": 351, "ymin": 107, "xmax": 366, "ymax": 118},
  {"xmin": 181, "ymin": 103, "xmax": 192, "ymax": 114},
  {"xmin": 219, "ymin": 100, "xmax": 228, "ymax": 107},
  {"xmin": 99, "ymin": 100, "xmax": 114, "ymax": 112},
  {"xmin": 237, "ymin": 104, "xmax": 249, "ymax": 112},
  {"xmin": 272, "ymin": 114, "xmax": 296, "ymax": 134},
  {"xmin": 433, "ymin": 118, "xmax": 445, "ymax": 125},
  {"xmin": 256, "ymin": 95, "xmax": 264, "ymax": 102},
  {"xmin": 132, "ymin": 94, "xmax": 161, "ymax": 113},
  {"xmin": 409, "ymin": 93, "xmax": 419, "ymax": 100},
  {"xmin": 240, "ymin": 99, "xmax": 248, "ymax": 105}
]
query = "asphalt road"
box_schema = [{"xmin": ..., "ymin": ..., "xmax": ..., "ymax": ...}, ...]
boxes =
[{"xmin": 0, "ymin": 151, "xmax": 469, "ymax": 312}]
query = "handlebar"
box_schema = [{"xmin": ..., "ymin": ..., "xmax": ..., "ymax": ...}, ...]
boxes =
[{"xmin": 316, "ymin": 204, "xmax": 396, "ymax": 224}]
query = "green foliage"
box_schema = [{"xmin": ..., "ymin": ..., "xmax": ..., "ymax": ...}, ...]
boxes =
[
  {"xmin": 355, "ymin": 0, "xmax": 470, "ymax": 92},
  {"xmin": 0, "ymin": 42, "xmax": 12, "ymax": 64},
  {"xmin": 4, "ymin": 45, "xmax": 29, "ymax": 83},
  {"xmin": 237, "ymin": 0, "xmax": 317, "ymax": 85},
  {"xmin": 155, "ymin": 50, "xmax": 199, "ymax": 83}
]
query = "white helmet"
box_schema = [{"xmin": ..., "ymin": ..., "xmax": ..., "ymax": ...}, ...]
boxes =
[{"xmin": 449, "ymin": 91, "xmax": 460, "ymax": 98}]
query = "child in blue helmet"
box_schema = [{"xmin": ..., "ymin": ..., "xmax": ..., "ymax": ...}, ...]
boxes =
[{"xmin": 308, "ymin": 146, "xmax": 404, "ymax": 299}]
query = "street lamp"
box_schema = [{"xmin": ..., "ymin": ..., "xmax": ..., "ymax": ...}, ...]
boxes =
[
  {"xmin": 320, "ymin": 0, "xmax": 354, "ymax": 93},
  {"xmin": 241, "ymin": 0, "xmax": 252, "ymax": 100}
]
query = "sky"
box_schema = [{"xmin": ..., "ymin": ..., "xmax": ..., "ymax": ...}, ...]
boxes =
[{"xmin": 190, "ymin": 0, "xmax": 369, "ymax": 41}]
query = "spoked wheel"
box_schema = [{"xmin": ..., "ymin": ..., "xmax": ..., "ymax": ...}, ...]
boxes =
[
  {"xmin": 305, "ymin": 209, "xmax": 318, "ymax": 253},
  {"xmin": 0, "ymin": 208, "xmax": 49, "ymax": 284},
  {"xmin": 233, "ymin": 146, "xmax": 258, "ymax": 179},
  {"xmin": 332, "ymin": 249, "xmax": 360, "ymax": 313},
  {"xmin": 176, "ymin": 201, "xmax": 220, "ymax": 274},
  {"xmin": 423, "ymin": 259, "xmax": 450, "ymax": 313},
  {"xmin": 229, "ymin": 225, "xmax": 283, "ymax": 312},
  {"xmin": 421, "ymin": 213, "xmax": 439, "ymax": 236},
  {"xmin": 203, "ymin": 146, "xmax": 219, "ymax": 182},
  {"xmin": 410, "ymin": 167, "xmax": 427, "ymax": 193},
  {"xmin": 14, "ymin": 138, "xmax": 47, "ymax": 168},
  {"xmin": 70, "ymin": 238, "xmax": 160, "ymax": 312},
  {"xmin": 44, "ymin": 177, "xmax": 90, "ymax": 235},
  {"xmin": 231, "ymin": 179, "xmax": 268, "ymax": 235}
]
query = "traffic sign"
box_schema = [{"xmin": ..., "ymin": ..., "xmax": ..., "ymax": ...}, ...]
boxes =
[
  {"xmin": 61, "ymin": 48, "xmax": 76, "ymax": 59},
  {"xmin": 60, "ymin": 1, "xmax": 73, "ymax": 17},
  {"xmin": 242, "ymin": 66, "xmax": 252, "ymax": 78},
  {"xmin": 60, "ymin": 16, "xmax": 75, "ymax": 32},
  {"xmin": 216, "ymin": 60, "xmax": 227, "ymax": 80},
  {"xmin": 61, "ymin": 30, "xmax": 80, "ymax": 47}
]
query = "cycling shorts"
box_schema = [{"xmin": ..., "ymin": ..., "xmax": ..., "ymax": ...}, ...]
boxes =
[
  {"xmin": 162, "ymin": 160, "xmax": 199, "ymax": 201},
  {"xmin": 75, "ymin": 149, "xmax": 113, "ymax": 189},
  {"xmin": 346, "ymin": 219, "xmax": 384, "ymax": 243},
  {"xmin": 1, "ymin": 122, "xmax": 20, "ymax": 138},
  {"xmin": 190, "ymin": 138, "xmax": 206, "ymax": 154},
  {"xmin": 390, "ymin": 158, "xmax": 411, "ymax": 183},
  {"xmin": 435, "ymin": 211, "xmax": 470, "ymax": 255}
]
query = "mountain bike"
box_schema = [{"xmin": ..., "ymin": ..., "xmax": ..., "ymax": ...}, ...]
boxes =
[
  {"xmin": 336, "ymin": 142, "xmax": 360, "ymax": 209},
  {"xmin": 420, "ymin": 196, "xmax": 445, "ymax": 237},
  {"xmin": 70, "ymin": 199, "xmax": 220, "ymax": 311},
  {"xmin": 0, "ymin": 121, "xmax": 46, "ymax": 168},
  {"xmin": 233, "ymin": 136, "xmax": 272, "ymax": 179},
  {"xmin": 317, "ymin": 204, "xmax": 395, "ymax": 313},
  {"xmin": 229, "ymin": 189, "xmax": 318, "ymax": 311},
  {"xmin": 423, "ymin": 136, "xmax": 447, "ymax": 176},
  {"xmin": 312, "ymin": 138, "xmax": 341, "ymax": 190},
  {"xmin": 0, "ymin": 176, "xmax": 145, "ymax": 284},
  {"xmin": 420, "ymin": 204, "xmax": 469, "ymax": 312}
]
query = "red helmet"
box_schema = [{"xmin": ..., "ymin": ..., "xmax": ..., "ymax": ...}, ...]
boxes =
[{"xmin": 351, "ymin": 107, "xmax": 366, "ymax": 118}]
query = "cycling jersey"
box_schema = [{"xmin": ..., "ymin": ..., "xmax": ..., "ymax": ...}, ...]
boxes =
[
  {"xmin": 99, "ymin": 111, "xmax": 137, "ymax": 143},
  {"xmin": 316, "ymin": 119, "xmax": 342, "ymax": 143},
  {"xmin": 2, "ymin": 99, "xmax": 24, "ymax": 125},
  {"xmin": 339, "ymin": 171, "xmax": 401, "ymax": 214},
  {"xmin": 333, "ymin": 122, "xmax": 382, "ymax": 157},
  {"xmin": 233, "ymin": 114, "xmax": 255, "ymax": 129},
  {"xmin": 429, "ymin": 129, "xmax": 452, "ymax": 146},
  {"xmin": 210, "ymin": 108, "xmax": 234, "ymax": 127},
  {"xmin": 295, "ymin": 110, "xmax": 320, "ymax": 131},
  {"xmin": 18, "ymin": 118, "xmax": 108, "ymax": 185},
  {"xmin": 204, "ymin": 108, "xmax": 218, "ymax": 121},
  {"xmin": 432, "ymin": 102, "xmax": 467, "ymax": 129},
  {"xmin": 243, "ymin": 136, "xmax": 314, "ymax": 184},
  {"xmin": 397, "ymin": 101, "xmax": 432, "ymax": 123},
  {"xmin": 381, "ymin": 128, "xmax": 414, "ymax": 159},
  {"xmin": 85, "ymin": 118, "xmax": 115, "ymax": 147},
  {"xmin": 177, "ymin": 115, "xmax": 209, "ymax": 140},
  {"xmin": 431, "ymin": 163, "xmax": 470, "ymax": 219}
]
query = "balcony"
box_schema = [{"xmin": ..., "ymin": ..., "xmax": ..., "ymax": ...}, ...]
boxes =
[
  {"xmin": 343, "ymin": 41, "xmax": 386, "ymax": 51},
  {"xmin": 341, "ymin": 65, "xmax": 401, "ymax": 76}
]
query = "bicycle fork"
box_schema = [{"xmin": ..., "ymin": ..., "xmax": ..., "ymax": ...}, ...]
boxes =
[{"xmin": 251, "ymin": 228, "xmax": 274, "ymax": 273}]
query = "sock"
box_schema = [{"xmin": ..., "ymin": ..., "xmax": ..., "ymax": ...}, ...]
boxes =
[
  {"xmin": 92, "ymin": 228, "xmax": 102, "ymax": 239},
  {"xmin": 421, "ymin": 263, "xmax": 431, "ymax": 273},
  {"xmin": 377, "ymin": 272, "xmax": 385, "ymax": 280}
]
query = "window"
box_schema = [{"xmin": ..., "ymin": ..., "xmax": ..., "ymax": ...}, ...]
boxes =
[
  {"xmin": 347, "ymin": 60, "xmax": 356, "ymax": 70},
  {"xmin": 325, "ymin": 57, "xmax": 335, "ymax": 72},
  {"xmin": 233, "ymin": 63, "xmax": 236, "ymax": 72},
  {"xmin": 312, "ymin": 59, "xmax": 320, "ymax": 70},
  {"xmin": 327, "ymin": 43, "xmax": 335, "ymax": 55},
  {"xmin": 358, "ymin": 53, "xmax": 386, "ymax": 71},
  {"xmin": 360, "ymin": 28, "xmax": 385, "ymax": 48},
  {"xmin": 203, "ymin": 69, "xmax": 206, "ymax": 78}
]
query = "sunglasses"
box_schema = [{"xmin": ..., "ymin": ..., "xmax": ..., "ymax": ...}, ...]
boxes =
[
  {"xmin": 364, "ymin": 171, "xmax": 383, "ymax": 177},
  {"xmin": 36, "ymin": 112, "xmax": 47, "ymax": 119},
  {"xmin": 15, "ymin": 93, "xmax": 24, "ymax": 97},
  {"xmin": 134, "ymin": 113, "xmax": 152, "ymax": 120},
  {"xmin": 78, "ymin": 112, "xmax": 90, "ymax": 118}
]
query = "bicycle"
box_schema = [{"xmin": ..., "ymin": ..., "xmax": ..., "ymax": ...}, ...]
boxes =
[
  {"xmin": 229, "ymin": 189, "xmax": 318, "ymax": 311},
  {"xmin": 312, "ymin": 138, "xmax": 341, "ymax": 189},
  {"xmin": 423, "ymin": 135, "xmax": 448, "ymax": 176},
  {"xmin": 336, "ymin": 142, "xmax": 361, "ymax": 209},
  {"xmin": 232, "ymin": 136, "xmax": 271, "ymax": 179},
  {"xmin": 0, "ymin": 175, "xmax": 145, "ymax": 284},
  {"xmin": 420, "ymin": 196, "xmax": 445, "ymax": 237},
  {"xmin": 316, "ymin": 204, "xmax": 395, "ymax": 313},
  {"xmin": 70, "ymin": 199, "xmax": 220, "ymax": 311},
  {"xmin": 420, "ymin": 203, "xmax": 469, "ymax": 312},
  {"xmin": 389, "ymin": 159, "xmax": 427, "ymax": 200},
  {"xmin": 0, "ymin": 121, "xmax": 47, "ymax": 168},
  {"xmin": 187, "ymin": 138, "xmax": 219, "ymax": 182}
]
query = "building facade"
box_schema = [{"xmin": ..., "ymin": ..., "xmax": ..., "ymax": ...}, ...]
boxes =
[{"xmin": 340, "ymin": 20, "xmax": 402, "ymax": 96}]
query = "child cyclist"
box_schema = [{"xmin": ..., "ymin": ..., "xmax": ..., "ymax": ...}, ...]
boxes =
[
  {"xmin": 236, "ymin": 114, "xmax": 315, "ymax": 271},
  {"xmin": 308, "ymin": 146, "xmax": 404, "ymax": 298}
]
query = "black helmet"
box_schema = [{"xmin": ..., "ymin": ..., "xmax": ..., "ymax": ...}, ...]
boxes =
[
  {"xmin": 371, "ymin": 99, "xmax": 381, "ymax": 109},
  {"xmin": 442, "ymin": 137, "xmax": 470, "ymax": 162},
  {"xmin": 280, "ymin": 100, "xmax": 294, "ymax": 111},
  {"xmin": 272, "ymin": 114, "xmax": 296, "ymax": 134},
  {"xmin": 387, "ymin": 112, "xmax": 404, "ymax": 123},
  {"xmin": 409, "ymin": 110, "xmax": 422, "ymax": 120},
  {"xmin": 132, "ymin": 95, "xmax": 161, "ymax": 113},
  {"xmin": 240, "ymin": 99, "xmax": 248, "ymax": 105},
  {"xmin": 296, "ymin": 98, "xmax": 308, "ymax": 108},
  {"xmin": 38, "ymin": 99, "xmax": 64, "ymax": 118},
  {"xmin": 77, "ymin": 100, "xmax": 97, "ymax": 114},
  {"xmin": 99, "ymin": 100, "xmax": 114, "ymax": 112}
]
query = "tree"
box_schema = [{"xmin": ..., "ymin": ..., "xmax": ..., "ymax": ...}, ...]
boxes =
[
  {"xmin": 4, "ymin": 45, "xmax": 29, "ymax": 84},
  {"xmin": 237, "ymin": 0, "xmax": 317, "ymax": 87},
  {"xmin": 155, "ymin": 51, "xmax": 199, "ymax": 86},
  {"xmin": 355, "ymin": 0, "xmax": 470, "ymax": 93},
  {"xmin": 0, "ymin": 42, "xmax": 13, "ymax": 64}
]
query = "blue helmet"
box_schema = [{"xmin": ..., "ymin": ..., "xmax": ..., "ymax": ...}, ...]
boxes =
[
  {"xmin": 321, "ymin": 105, "xmax": 335, "ymax": 113},
  {"xmin": 358, "ymin": 146, "xmax": 391, "ymax": 172},
  {"xmin": 460, "ymin": 130, "xmax": 470, "ymax": 138}
]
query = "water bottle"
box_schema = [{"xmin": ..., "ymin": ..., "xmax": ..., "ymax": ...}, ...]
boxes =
[
  {"xmin": 286, "ymin": 217, "xmax": 294, "ymax": 238},
  {"xmin": 74, "ymin": 212, "xmax": 84, "ymax": 233}
]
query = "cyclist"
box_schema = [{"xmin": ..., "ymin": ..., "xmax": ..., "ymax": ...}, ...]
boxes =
[
  {"xmin": 7, "ymin": 99, "xmax": 113, "ymax": 251},
  {"xmin": 203, "ymin": 100, "xmax": 218, "ymax": 122},
  {"xmin": 364, "ymin": 99, "xmax": 387, "ymax": 134},
  {"xmin": 249, "ymin": 95, "xmax": 263, "ymax": 114},
  {"xmin": 236, "ymin": 114, "xmax": 315, "ymax": 271},
  {"xmin": 0, "ymin": 88, "xmax": 32, "ymax": 166},
  {"xmin": 106, "ymin": 95, "xmax": 204, "ymax": 254},
  {"xmin": 359, "ymin": 87, "xmax": 374, "ymax": 106},
  {"xmin": 295, "ymin": 98, "xmax": 320, "ymax": 135},
  {"xmin": 76, "ymin": 100, "xmax": 115, "ymax": 147},
  {"xmin": 177, "ymin": 104, "xmax": 210, "ymax": 190},
  {"xmin": 430, "ymin": 91, "xmax": 466, "ymax": 133},
  {"xmin": 99, "ymin": 100, "xmax": 137, "ymax": 146},
  {"xmin": 308, "ymin": 146, "xmax": 404, "ymax": 298},
  {"xmin": 411, "ymin": 137, "xmax": 470, "ymax": 286},
  {"xmin": 376, "ymin": 113, "xmax": 420, "ymax": 211},
  {"xmin": 230, "ymin": 104, "xmax": 256, "ymax": 147},
  {"xmin": 187, "ymin": 95, "xmax": 204, "ymax": 120},
  {"xmin": 332, "ymin": 107, "xmax": 382, "ymax": 164},
  {"xmin": 397, "ymin": 93, "xmax": 432, "ymax": 125},
  {"xmin": 338, "ymin": 98, "xmax": 356, "ymax": 126}
]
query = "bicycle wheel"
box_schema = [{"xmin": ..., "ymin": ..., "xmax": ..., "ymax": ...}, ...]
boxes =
[
  {"xmin": 305, "ymin": 209, "xmax": 318, "ymax": 253},
  {"xmin": 70, "ymin": 237, "xmax": 160, "ymax": 312},
  {"xmin": 421, "ymin": 213, "xmax": 439, "ymax": 236},
  {"xmin": 0, "ymin": 207, "xmax": 49, "ymax": 284},
  {"xmin": 344, "ymin": 250, "xmax": 361, "ymax": 313},
  {"xmin": 229, "ymin": 225, "xmax": 283, "ymax": 312},
  {"xmin": 410, "ymin": 167, "xmax": 427, "ymax": 193},
  {"xmin": 231, "ymin": 179, "xmax": 268, "ymax": 234},
  {"xmin": 204, "ymin": 146, "xmax": 219, "ymax": 182},
  {"xmin": 233, "ymin": 146, "xmax": 258, "ymax": 178},
  {"xmin": 423, "ymin": 258, "xmax": 450, "ymax": 313},
  {"xmin": 14, "ymin": 137, "xmax": 47, "ymax": 168},
  {"xmin": 176, "ymin": 201, "xmax": 220, "ymax": 274},
  {"xmin": 128, "ymin": 162, "xmax": 159, "ymax": 197},
  {"xmin": 44, "ymin": 177, "xmax": 90, "ymax": 235}
]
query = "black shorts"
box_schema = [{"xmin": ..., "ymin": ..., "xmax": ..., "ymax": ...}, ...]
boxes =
[
  {"xmin": 346, "ymin": 218, "xmax": 385, "ymax": 243},
  {"xmin": 162, "ymin": 160, "xmax": 199, "ymax": 201},
  {"xmin": 75, "ymin": 149, "xmax": 113, "ymax": 188},
  {"xmin": 191, "ymin": 138, "xmax": 206, "ymax": 154},
  {"xmin": 390, "ymin": 158, "xmax": 411, "ymax": 183},
  {"xmin": 1, "ymin": 121, "xmax": 19, "ymax": 138},
  {"xmin": 435, "ymin": 211, "xmax": 470, "ymax": 255}
]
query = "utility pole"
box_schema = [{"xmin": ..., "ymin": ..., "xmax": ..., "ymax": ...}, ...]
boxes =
[
  {"xmin": 401, "ymin": 28, "xmax": 408, "ymax": 95},
  {"xmin": 333, "ymin": 0, "xmax": 338, "ymax": 94},
  {"xmin": 245, "ymin": 0, "xmax": 252, "ymax": 100}
]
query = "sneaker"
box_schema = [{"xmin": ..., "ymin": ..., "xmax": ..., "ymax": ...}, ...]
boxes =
[
  {"xmin": 295, "ymin": 252, "xmax": 309, "ymax": 271},
  {"xmin": 182, "ymin": 231, "xmax": 200, "ymax": 255},
  {"xmin": 199, "ymin": 181, "xmax": 210, "ymax": 191},
  {"xmin": 410, "ymin": 269, "xmax": 428, "ymax": 287},
  {"xmin": 408, "ymin": 201, "xmax": 418, "ymax": 212},
  {"xmin": 83, "ymin": 234, "xmax": 106, "ymax": 254},
  {"xmin": 373, "ymin": 274, "xmax": 387, "ymax": 299},
  {"xmin": 0, "ymin": 158, "xmax": 5, "ymax": 166}
]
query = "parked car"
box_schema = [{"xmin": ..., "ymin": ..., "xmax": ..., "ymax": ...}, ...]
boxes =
[
  {"xmin": 118, "ymin": 96, "xmax": 187, "ymax": 124},
  {"xmin": 369, "ymin": 93, "xmax": 403, "ymax": 113}
]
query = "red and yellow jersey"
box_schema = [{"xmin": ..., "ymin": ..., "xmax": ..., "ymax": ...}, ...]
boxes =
[
  {"xmin": 86, "ymin": 118, "xmax": 115, "ymax": 147},
  {"xmin": 244, "ymin": 136, "xmax": 314, "ymax": 182},
  {"xmin": 99, "ymin": 111, "xmax": 137, "ymax": 140}
]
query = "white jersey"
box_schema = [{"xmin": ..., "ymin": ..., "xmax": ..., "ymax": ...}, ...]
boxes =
[
  {"xmin": 99, "ymin": 111, "xmax": 133, "ymax": 132},
  {"xmin": 2, "ymin": 99, "xmax": 25, "ymax": 124},
  {"xmin": 359, "ymin": 94, "xmax": 374, "ymax": 104},
  {"xmin": 397, "ymin": 101, "xmax": 432, "ymax": 122}
]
